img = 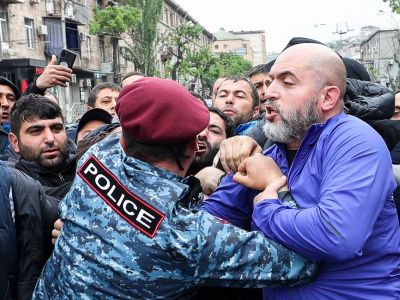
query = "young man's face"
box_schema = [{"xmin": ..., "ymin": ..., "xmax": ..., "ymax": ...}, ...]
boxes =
[
  {"xmin": 213, "ymin": 80, "xmax": 258, "ymax": 126},
  {"xmin": 9, "ymin": 117, "xmax": 69, "ymax": 169},
  {"xmin": 249, "ymin": 73, "xmax": 269, "ymax": 113},
  {"xmin": 0, "ymin": 84, "xmax": 16, "ymax": 123},
  {"xmin": 91, "ymin": 88, "xmax": 119, "ymax": 117},
  {"xmin": 193, "ymin": 112, "xmax": 227, "ymax": 169}
]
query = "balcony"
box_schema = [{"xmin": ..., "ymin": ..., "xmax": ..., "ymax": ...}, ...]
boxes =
[{"xmin": 45, "ymin": 0, "xmax": 88, "ymax": 25}]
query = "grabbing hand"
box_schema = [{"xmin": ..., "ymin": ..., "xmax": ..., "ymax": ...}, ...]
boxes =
[
  {"xmin": 51, "ymin": 218, "xmax": 64, "ymax": 245},
  {"xmin": 254, "ymin": 175, "xmax": 288, "ymax": 205},
  {"xmin": 233, "ymin": 154, "xmax": 285, "ymax": 190},
  {"xmin": 195, "ymin": 166, "xmax": 225, "ymax": 196},
  {"xmin": 213, "ymin": 136, "xmax": 262, "ymax": 173}
]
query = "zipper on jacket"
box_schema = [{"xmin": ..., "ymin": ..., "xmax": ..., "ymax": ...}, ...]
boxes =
[{"xmin": 58, "ymin": 173, "xmax": 65, "ymax": 183}]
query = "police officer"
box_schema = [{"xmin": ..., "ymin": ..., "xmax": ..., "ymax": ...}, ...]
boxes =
[{"xmin": 33, "ymin": 78, "xmax": 315, "ymax": 299}]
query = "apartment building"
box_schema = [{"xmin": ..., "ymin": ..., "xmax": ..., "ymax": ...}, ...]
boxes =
[
  {"xmin": 213, "ymin": 28, "xmax": 254, "ymax": 63},
  {"xmin": 230, "ymin": 30, "xmax": 266, "ymax": 65},
  {"xmin": 360, "ymin": 29, "xmax": 400, "ymax": 88},
  {"xmin": 0, "ymin": 0, "xmax": 214, "ymax": 121}
]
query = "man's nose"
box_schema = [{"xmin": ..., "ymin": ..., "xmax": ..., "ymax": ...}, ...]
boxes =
[
  {"xmin": 265, "ymin": 83, "xmax": 278, "ymax": 101},
  {"xmin": 43, "ymin": 128, "xmax": 55, "ymax": 143},
  {"xmin": 225, "ymin": 93, "xmax": 234, "ymax": 104},
  {"xmin": 0, "ymin": 95, "xmax": 9, "ymax": 107}
]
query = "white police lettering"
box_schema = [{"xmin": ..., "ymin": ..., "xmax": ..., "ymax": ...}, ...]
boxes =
[
  {"xmin": 137, "ymin": 210, "xmax": 155, "ymax": 229},
  {"xmin": 78, "ymin": 155, "xmax": 165, "ymax": 238}
]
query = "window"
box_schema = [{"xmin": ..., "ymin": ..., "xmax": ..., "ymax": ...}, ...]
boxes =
[
  {"xmin": 25, "ymin": 18, "xmax": 34, "ymax": 49},
  {"xmin": 214, "ymin": 44, "xmax": 219, "ymax": 49},
  {"xmin": 86, "ymin": 36, "xmax": 91, "ymax": 61},
  {"xmin": 223, "ymin": 44, "xmax": 228, "ymax": 49},
  {"xmin": 99, "ymin": 39, "xmax": 105, "ymax": 62},
  {"xmin": 0, "ymin": 11, "xmax": 9, "ymax": 43}
]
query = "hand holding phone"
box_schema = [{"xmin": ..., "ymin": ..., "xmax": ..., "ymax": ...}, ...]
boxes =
[
  {"xmin": 36, "ymin": 53, "xmax": 74, "ymax": 89},
  {"xmin": 58, "ymin": 48, "xmax": 77, "ymax": 69}
]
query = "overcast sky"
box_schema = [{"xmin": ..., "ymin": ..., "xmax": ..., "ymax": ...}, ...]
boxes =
[{"xmin": 173, "ymin": 0, "xmax": 400, "ymax": 54}]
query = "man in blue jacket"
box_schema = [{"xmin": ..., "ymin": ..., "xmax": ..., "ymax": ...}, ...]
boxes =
[{"xmin": 203, "ymin": 43, "xmax": 400, "ymax": 299}]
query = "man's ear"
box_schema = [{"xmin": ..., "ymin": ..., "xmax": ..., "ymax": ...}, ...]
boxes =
[
  {"xmin": 252, "ymin": 105, "xmax": 260, "ymax": 118},
  {"xmin": 321, "ymin": 85, "xmax": 341, "ymax": 112},
  {"xmin": 8, "ymin": 132, "xmax": 20, "ymax": 153}
]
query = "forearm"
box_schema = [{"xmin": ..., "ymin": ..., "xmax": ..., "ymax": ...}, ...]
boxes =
[{"xmin": 197, "ymin": 213, "xmax": 316, "ymax": 288}]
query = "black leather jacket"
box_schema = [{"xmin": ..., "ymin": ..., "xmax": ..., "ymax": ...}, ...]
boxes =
[
  {"xmin": 0, "ymin": 162, "xmax": 59, "ymax": 300},
  {"xmin": 344, "ymin": 78, "xmax": 394, "ymax": 120}
]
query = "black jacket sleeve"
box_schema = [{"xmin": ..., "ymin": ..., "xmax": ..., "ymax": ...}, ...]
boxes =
[
  {"xmin": 22, "ymin": 79, "xmax": 46, "ymax": 96},
  {"xmin": 344, "ymin": 79, "xmax": 394, "ymax": 120},
  {"xmin": 11, "ymin": 169, "xmax": 60, "ymax": 300}
]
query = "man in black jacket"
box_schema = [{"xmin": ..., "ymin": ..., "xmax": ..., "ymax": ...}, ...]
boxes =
[
  {"xmin": 6, "ymin": 94, "xmax": 76, "ymax": 191},
  {"xmin": 0, "ymin": 161, "xmax": 59, "ymax": 300}
]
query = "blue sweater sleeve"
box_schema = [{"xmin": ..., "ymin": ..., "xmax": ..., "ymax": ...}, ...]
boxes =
[{"xmin": 202, "ymin": 174, "xmax": 259, "ymax": 231}]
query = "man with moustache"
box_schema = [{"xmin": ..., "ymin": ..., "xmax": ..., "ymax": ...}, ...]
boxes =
[
  {"xmin": 247, "ymin": 63, "xmax": 274, "ymax": 114},
  {"xmin": 187, "ymin": 107, "xmax": 235, "ymax": 175},
  {"xmin": 203, "ymin": 43, "xmax": 400, "ymax": 299},
  {"xmin": 212, "ymin": 76, "xmax": 260, "ymax": 135},
  {"xmin": 7, "ymin": 94, "xmax": 76, "ymax": 188}
]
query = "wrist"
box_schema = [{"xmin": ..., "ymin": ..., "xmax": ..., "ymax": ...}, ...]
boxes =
[{"xmin": 35, "ymin": 77, "xmax": 46, "ymax": 90}]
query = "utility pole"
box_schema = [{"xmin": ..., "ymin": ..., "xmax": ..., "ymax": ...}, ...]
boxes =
[{"xmin": 60, "ymin": 0, "xmax": 71, "ymax": 122}]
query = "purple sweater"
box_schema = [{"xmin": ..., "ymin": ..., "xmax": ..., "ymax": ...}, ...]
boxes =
[{"xmin": 203, "ymin": 112, "xmax": 400, "ymax": 299}]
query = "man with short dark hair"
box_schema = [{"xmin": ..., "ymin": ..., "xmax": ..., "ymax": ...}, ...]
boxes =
[
  {"xmin": 7, "ymin": 94, "xmax": 76, "ymax": 188},
  {"xmin": 87, "ymin": 82, "xmax": 121, "ymax": 118},
  {"xmin": 247, "ymin": 64, "xmax": 273, "ymax": 114},
  {"xmin": 188, "ymin": 107, "xmax": 235, "ymax": 175},
  {"xmin": 34, "ymin": 78, "xmax": 315, "ymax": 299},
  {"xmin": 121, "ymin": 71, "xmax": 145, "ymax": 87},
  {"xmin": 0, "ymin": 76, "xmax": 21, "ymax": 155},
  {"xmin": 213, "ymin": 76, "xmax": 259, "ymax": 135}
]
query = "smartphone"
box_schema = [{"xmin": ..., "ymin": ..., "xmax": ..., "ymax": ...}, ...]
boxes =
[{"xmin": 58, "ymin": 48, "xmax": 77, "ymax": 69}]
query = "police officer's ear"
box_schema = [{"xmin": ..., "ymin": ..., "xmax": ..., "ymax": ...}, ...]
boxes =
[{"xmin": 8, "ymin": 132, "xmax": 20, "ymax": 153}]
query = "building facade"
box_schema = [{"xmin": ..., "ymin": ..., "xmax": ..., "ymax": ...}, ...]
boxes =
[
  {"xmin": 0, "ymin": 0, "xmax": 213, "ymax": 121},
  {"xmin": 213, "ymin": 28, "xmax": 254, "ymax": 63},
  {"xmin": 230, "ymin": 30, "xmax": 266, "ymax": 65},
  {"xmin": 360, "ymin": 29, "xmax": 400, "ymax": 89}
]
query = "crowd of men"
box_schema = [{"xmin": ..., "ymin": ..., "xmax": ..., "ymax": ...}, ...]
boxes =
[{"xmin": 0, "ymin": 37, "xmax": 400, "ymax": 300}]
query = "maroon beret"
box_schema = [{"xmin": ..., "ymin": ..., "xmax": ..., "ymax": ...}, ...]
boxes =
[{"xmin": 116, "ymin": 77, "xmax": 209, "ymax": 145}]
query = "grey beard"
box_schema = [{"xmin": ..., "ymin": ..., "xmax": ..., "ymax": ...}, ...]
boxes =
[{"xmin": 263, "ymin": 95, "xmax": 321, "ymax": 143}]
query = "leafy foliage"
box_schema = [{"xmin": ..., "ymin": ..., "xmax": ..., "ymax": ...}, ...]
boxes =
[
  {"xmin": 177, "ymin": 48, "xmax": 252, "ymax": 97},
  {"xmin": 120, "ymin": 0, "xmax": 163, "ymax": 76},
  {"xmin": 89, "ymin": 0, "xmax": 163, "ymax": 76},
  {"xmin": 384, "ymin": 0, "xmax": 400, "ymax": 13},
  {"xmin": 161, "ymin": 22, "xmax": 203, "ymax": 80},
  {"xmin": 89, "ymin": 6, "xmax": 141, "ymax": 36}
]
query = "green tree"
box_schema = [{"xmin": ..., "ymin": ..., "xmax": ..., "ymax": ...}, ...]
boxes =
[
  {"xmin": 89, "ymin": 0, "xmax": 163, "ymax": 78},
  {"xmin": 89, "ymin": 5, "xmax": 141, "ymax": 82},
  {"xmin": 120, "ymin": 0, "xmax": 163, "ymax": 76},
  {"xmin": 161, "ymin": 22, "xmax": 203, "ymax": 80},
  {"xmin": 178, "ymin": 49, "xmax": 253, "ymax": 97},
  {"xmin": 384, "ymin": 0, "xmax": 400, "ymax": 13},
  {"xmin": 178, "ymin": 46, "xmax": 217, "ymax": 96}
]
